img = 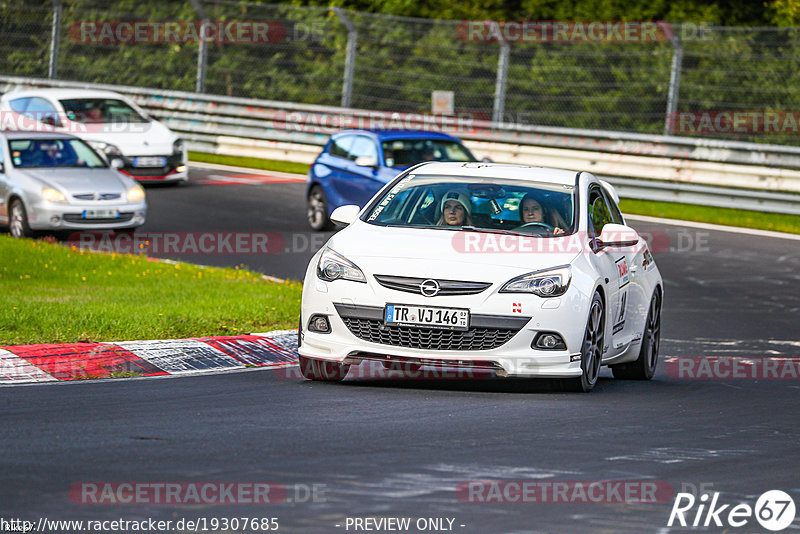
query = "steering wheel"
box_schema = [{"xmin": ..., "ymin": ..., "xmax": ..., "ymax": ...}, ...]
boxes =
[{"xmin": 515, "ymin": 221, "xmax": 555, "ymax": 233}]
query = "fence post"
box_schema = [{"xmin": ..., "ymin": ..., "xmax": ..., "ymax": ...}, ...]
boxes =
[
  {"xmin": 189, "ymin": 0, "xmax": 208, "ymax": 93},
  {"xmin": 334, "ymin": 7, "xmax": 357, "ymax": 108},
  {"xmin": 492, "ymin": 40, "xmax": 510, "ymax": 125},
  {"xmin": 48, "ymin": 0, "xmax": 62, "ymax": 79},
  {"xmin": 664, "ymin": 32, "xmax": 684, "ymax": 135}
]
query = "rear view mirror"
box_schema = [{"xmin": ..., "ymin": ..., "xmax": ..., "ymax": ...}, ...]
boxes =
[
  {"xmin": 597, "ymin": 224, "xmax": 639, "ymax": 250},
  {"xmin": 354, "ymin": 156, "xmax": 378, "ymax": 168},
  {"xmin": 330, "ymin": 205, "xmax": 361, "ymax": 226},
  {"xmin": 110, "ymin": 158, "xmax": 125, "ymax": 169}
]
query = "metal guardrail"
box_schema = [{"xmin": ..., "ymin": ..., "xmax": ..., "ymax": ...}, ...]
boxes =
[{"xmin": 1, "ymin": 75, "xmax": 800, "ymax": 215}]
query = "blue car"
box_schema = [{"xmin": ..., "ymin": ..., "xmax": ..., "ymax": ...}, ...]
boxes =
[{"xmin": 306, "ymin": 129, "xmax": 477, "ymax": 230}]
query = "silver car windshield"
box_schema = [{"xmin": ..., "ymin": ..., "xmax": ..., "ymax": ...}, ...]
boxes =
[
  {"xmin": 9, "ymin": 138, "xmax": 107, "ymax": 169},
  {"xmin": 365, "ymin": 175, "xmax": 576, "ymax": 236}
]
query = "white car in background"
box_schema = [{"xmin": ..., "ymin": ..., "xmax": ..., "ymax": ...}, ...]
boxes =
[
  {"xmin": 0, "ymin": 88, "xmax": 187, "ymax": 183},
  {"xmin": 298, "ymin": 162, "xmax": 663, "ymax": 392}
]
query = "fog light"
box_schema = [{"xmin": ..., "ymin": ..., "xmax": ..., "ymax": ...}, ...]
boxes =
[
  {"xmin": 176, "ymin": 165, "xmax": 187, "ymax": 173},
  {"xmin": 532, "ymin": 332, "xmax": 566, "ymax": 350},
  {"xmin": 50, "ymin": 216, "xmax": 61, "ymax": 224},
  {"xmin": 308, "ymin": 314, "xmax": 331, "ymax": 333}
]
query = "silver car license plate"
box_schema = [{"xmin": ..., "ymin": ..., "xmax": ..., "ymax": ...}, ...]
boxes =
[
  {"xmin": 385, "ymin": 304, "xmax": 469, "ymax": 331},
  {"xmin": 82, "ymin": 209, "xmax": 119, "ymax": 219}
]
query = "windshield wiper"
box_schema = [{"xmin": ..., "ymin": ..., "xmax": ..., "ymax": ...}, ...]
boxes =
[{"xmin": 459, "ymin": 225, "xmax": 534, "ymax": 237}]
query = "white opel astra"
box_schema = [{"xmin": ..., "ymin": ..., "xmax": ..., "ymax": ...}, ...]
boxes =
[{"xmin": 299, "ymin": 162, "xmax": 663, "ymax": 391}]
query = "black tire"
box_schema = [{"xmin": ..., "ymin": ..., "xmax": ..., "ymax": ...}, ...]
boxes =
[
  {"xmin": 565, "ymin": 292, "xmax": 605, "ymax": 392},
  {"xmin": 9, "ymin": 199, "xmax": 34, "ymax": 239},
  {"xmin": 298, "ymin": 355, "xmax": 349, "ymax": 382},
  {"xmin": 307, "ymin": 185, "xmax": 333, "ymax": 231},
  {"xmin": 611, "ymin": 289, "xmax": 662, "ymax": 380}
]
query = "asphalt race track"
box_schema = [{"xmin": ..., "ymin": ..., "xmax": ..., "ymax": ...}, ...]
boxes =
[{"xmin": 1, "ymin": 166, "xmax": 799, "ymax": 533}]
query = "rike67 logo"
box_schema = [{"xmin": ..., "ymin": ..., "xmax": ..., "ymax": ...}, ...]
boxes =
[{"xmin": 668, "ymin": 490, "xmax": 796, "ymax": 531}]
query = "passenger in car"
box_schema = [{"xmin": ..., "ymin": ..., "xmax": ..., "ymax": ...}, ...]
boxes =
[{"xmin": 437, "ymin": 190, "xmax": 473, "ymax": 226}]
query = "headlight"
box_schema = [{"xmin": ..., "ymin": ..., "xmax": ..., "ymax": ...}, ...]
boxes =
[
  {"xmin": 316, "ymin": 247, "xmax": 366, "ymax": 283},
  {"xmin": 500, "ymin": 265, "xmax": 572, "ymax": 297},
  {"xmin": 127, "ymin": 185, "xmax": 146, "ymax": 203},
  {"xmin": 87, "ymin": 140, "xmax": 123, "ymax": 158},
  {"xmin": 42, "ymin": 186, "xmax": 66, "ymax": 203},
  {"xmin": 173, "ymin": 138, "xmax": 184, "ymax": 155}
]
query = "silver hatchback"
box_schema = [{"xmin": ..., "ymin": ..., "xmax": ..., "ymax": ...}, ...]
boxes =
[{"xmin": 0, "ymin": 131, "xmax": 147, "ymax": 238}]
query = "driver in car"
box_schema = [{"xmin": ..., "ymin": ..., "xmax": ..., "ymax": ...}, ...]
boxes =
[{"xmin": 519, "ymin": 192, "xmax": 565, "ymax": 234}]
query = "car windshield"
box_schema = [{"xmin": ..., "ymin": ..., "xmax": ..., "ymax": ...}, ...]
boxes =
[
  {"xmin": 381, "ymin": 139, "xmax": 476, "ymax": 168},
  {"xmin": 59, "ymin": 98, "xmax": 149, "ymax": 124},
  {"xmin": 365, "ymin": 174, "xmax": 576, "ymax": 236},
  {"xmin": 9, "ymin": 138, "xmax": 107, "ymax": 168}
]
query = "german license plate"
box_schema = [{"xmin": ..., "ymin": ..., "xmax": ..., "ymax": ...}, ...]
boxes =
[
  {"xmin": 82, "ymin": 209, "xmax": 119, "ymax": 219},
  {"xmin": 385, "ymin": 304, "xmax": 469, "ymax": 331},
  {"xmin": 133, "ymin": 156, "xmax": 166, "ymax": 167}
]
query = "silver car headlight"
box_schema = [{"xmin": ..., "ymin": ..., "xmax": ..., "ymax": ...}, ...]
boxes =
[
  {"xmin": 127, "ymin": 185, "xmax": 146, "ymax": 203},
  {"xmin": 317, "ymin": 247, "xmax": 366, "ymax": 283},
  {"xmin": 500, "ymin": 265, "xmax": 572, "ymax": 297},
  {"xmin": 42, "ymin": 186, "xmax": 67, "ymax": 203},
  {"xmin": 87, "ymin": 140, "xmax": 123, "ymax": 158}
]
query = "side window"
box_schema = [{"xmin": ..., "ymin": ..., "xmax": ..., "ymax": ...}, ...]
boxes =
[
  {"xmin": 348, "ymin": 136, "xmax": 378, "ymax": 161},
  {"xmin": 9, "ymin": 98, "xmax": 30, "ymax": 113},
  {"xmin": 25, "ymin": 97, "xmax": 61, "ymax": 126},
  {"xmin": 601, "ymin": 187, "xmax": 624, "ymax": 225},
  {"xmin": 588, "ymin": 187, "xmax": 613, "ymax": 239},
  {"xmin": 329, "ymin": 135, "xmax": 355, "ymax": 159}
]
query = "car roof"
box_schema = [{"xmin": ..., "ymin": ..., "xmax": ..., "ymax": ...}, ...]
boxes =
[
  {"xmin": 411, "ymin": 162, "xmax": 582, "ymax": 185},
  {"xmin": 333, "ymin": 129, "xmax": 463, "ymax": 142},
  {"xmin": 1, "ymin": 131, "xmax": 80, "ymax": 140},
  {"xmin": 1, "ymin": 88, "xmax": 128, "ymax": 101}
]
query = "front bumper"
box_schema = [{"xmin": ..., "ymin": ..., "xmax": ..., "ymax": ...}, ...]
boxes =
[
  {"xmin": 27, "ymin": 199, "xmax": 147, "ymax": 231},
  {"xmin": 299, "ymin": 279, "xmax": 592, "ymax": 379},
  {"xmin": 118, "ymin": 153, "xmax": 188, "ymax": 183}
]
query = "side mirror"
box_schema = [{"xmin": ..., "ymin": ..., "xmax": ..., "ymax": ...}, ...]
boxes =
[
  {"xmin": 110, "ymin": 158, "xmax": 125, "ymax": 169},
  {"xmin": 596, "ymin": 223, "xmax": 639, "ymax": 250},
  {"xmin": 354, "ymin": 156, "xmax": 378, "ymax": 168},
  {"xmin": 330, "ymin": 205, "xmax": 361, "ymax": 226},
  {"xmin": 0, "ymin": 161, "xmax": 4, "ymax": 174}
]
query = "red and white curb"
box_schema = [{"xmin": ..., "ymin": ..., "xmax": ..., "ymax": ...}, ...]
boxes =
[{"xmin": 0, "ymin": 330, "xmax": 298, "ymax": 385}]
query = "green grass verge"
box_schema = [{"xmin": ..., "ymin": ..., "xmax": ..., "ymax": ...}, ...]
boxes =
[
  {"xmin": 0, "ymin": 235, "xmax": 302, "ymax": 345},
  {"xmin": 189, "ymin": 151, "xmax": 310, "ymax": 175},
  {"xmin": 619, "ymin": 198, "xmax": 800, "ymax": 234}
]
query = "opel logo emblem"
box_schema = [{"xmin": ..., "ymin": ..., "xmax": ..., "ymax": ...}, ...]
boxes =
[{"xmin": 420, "ymin": 279, "xmax": 440, "ymax": 297}]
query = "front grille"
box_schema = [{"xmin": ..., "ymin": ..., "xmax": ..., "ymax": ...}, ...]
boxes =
[
  {"xmin": 73, "ymin": 193, "xmax": 121, "ymax": 201},
  {"xmin": 63, "ymin": 212, "xmax": 134, "ymax": 224},
  {"xmin": 374, "ymin": 275, "xmax": 492, "ymax": 296},
  {"xmin": 122, "ymin": 165, "xmax": 174, "ymax": 177},
  {"xmin": 342, "ymin": 317, "xmax": 519, "ymax": 351}
]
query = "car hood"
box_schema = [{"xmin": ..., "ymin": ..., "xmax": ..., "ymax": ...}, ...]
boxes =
[
  {"xmin": 18, "ymin": 167, "xmax": 129, "ymax": 195},
  {"xmin": 67, "ymin": 120, "xmax": 176, "ymax": 156},
  {"xmin": 327, "ymin": 222, "xmax": 582, "ymax": 280}
]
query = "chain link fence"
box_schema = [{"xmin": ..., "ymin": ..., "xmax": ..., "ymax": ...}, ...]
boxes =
[{"xmin": 1, "ymin": 0, "xmax": 799, "ymax": 145}]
